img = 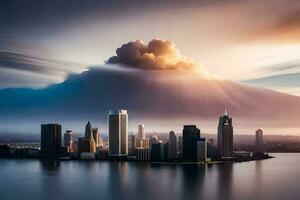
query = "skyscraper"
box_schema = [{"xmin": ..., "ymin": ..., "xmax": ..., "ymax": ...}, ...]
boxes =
[
  {"xmin": 255, "ymin": 129, "xmax": 264, "ymax": 152},
  {"xmin": 85, "ymin": 121, "xmax": 93, "ymax": 139},
  {"xmin": 92, "ymin": 128, "xmax": 101, "ymax": 147},
  {"xmin": 138, "ymin": 124, "xmax": 145, "ymax": 140},
  {"xmin": 108, "ymin": 109, "xmax": 128, "ymax": 157},
  {"xmin": 78, "ymin": 137, "xmax": 96, "ymax": 153},
  {"xmin": 136, "ymin": 124, "xmax": 146, "ymax": 148},
  {"xmin": 197, "ymin": 138, "xmax": 207, "ymax": 162},
  {"xmin": 41, "ymin": 124, "xmax": 62, "ymax": 157},
  {"xmin": 83, "ymin": 121, "xmax": 96, "ymax": 153},
  {"xmin": 217, "ymin": 109, "xmax": 234, "ymax": 158},
  {"xmin": 151, "ymin": 142, "xmax": 165, "ymax": 161},
  {"xmin": 178, "ymin": 136, "xmax": 183, "ymax": 157},
  {"xmin": 169, "ymin": 131, "xmax": 178, "ymax": 161},
  {"xmin": 149, "ymin": 135, "xmax": 159, "ymax": 148},
  {"xmin": 64, "ymin": 130, "xmax": 73, "ymax": 152},
  {"xmin": 182, "ymin": 125, "xmax": 200, "ymax": 161},
  {"xmin": 128, "ymin": 134, "xmax": 136, "ymax": 155}
]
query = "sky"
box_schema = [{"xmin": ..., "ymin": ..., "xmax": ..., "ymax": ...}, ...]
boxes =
[
  {"xmin": 1, "ymin": 0, "xmax": 300, "ymax": 135},
  {"xmin": 1, "ymin": 0, "xmax": 300, "ymax": 94}
]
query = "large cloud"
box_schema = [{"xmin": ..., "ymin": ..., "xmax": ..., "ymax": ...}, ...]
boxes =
[{"xmin": 107, "ymin": 39, "xmax": 202, "ymax": 70}]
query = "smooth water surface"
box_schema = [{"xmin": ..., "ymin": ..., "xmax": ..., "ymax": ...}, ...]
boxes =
[{"xmin": 0, "ymin": 154, "xmax": 299, "ymax": 200}]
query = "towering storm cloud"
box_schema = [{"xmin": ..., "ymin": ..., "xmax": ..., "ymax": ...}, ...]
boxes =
[{"xmin": 107, "ymin": 39, "xmax": 203, "ymax": 71}]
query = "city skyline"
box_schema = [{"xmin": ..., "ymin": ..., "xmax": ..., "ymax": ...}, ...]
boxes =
[{"xmin": 1, "ymin": 1, "xmax": 300, "ymax": 200}]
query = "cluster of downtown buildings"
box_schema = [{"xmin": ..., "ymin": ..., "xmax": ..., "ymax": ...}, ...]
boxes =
[
  {"xmin": 36, "ymin": 109, "xmax": 265, "ymax": 162},
  {"xmin": 0, "ymin": 109, "xmax": 265, "ymax": 161}
]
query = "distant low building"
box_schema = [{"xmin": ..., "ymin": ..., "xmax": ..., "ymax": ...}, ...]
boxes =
[
  {"xmin": 96, "ymin": 148, "xmax": 109, "ymax": 160},
  {"xmin": 80, "ymin": 152, "xmax": 96, "ymax": 160},
  {"xmin": 0, "ymin": 145, "xmax": 10, "ymax": 157}
]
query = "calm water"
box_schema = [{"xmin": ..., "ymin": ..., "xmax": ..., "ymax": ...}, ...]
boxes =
[{"xmin": 0, "ymin": 153, "xmax": 300, "ymax": 200}]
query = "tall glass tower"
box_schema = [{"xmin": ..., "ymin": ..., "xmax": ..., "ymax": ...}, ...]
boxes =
[{"xmin": 109, "ymin": 109, "xmax": 128, "ymax": 157}]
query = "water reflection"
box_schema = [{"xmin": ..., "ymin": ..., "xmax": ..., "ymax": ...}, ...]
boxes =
[
  {"xmin": 39, "ymin": 160, "xmax": 60, "ymax": 171},
  {"xmin": 181, "ymin": 164, "xmax": 206, "ymax": 199},
  {"xmin": 106, "ymin": 162, "xmax": 131, "ymax": 199},
  {"xmin": 1, "ymin": 154, "xmax": 300, "ymax": 200},
  {"xmin": 216, "ymin": 164, "xmax": 233, "ymax": 200}
]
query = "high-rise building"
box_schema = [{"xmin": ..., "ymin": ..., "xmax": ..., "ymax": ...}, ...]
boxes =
[
  {"xmin": 83, "ymin": 122, "xmax": 96, "ymax": 153},
  {"xmin": 85, "ymin": 121, "xmax": 93, "ymax": 139},
  {"xmin": 108, "ymin": 109, "xmax": 128, "ymax": 157},
  {"xmin": 217, "ymin": 109, "xmax": 234, "ymax": 158},
  {"xmin": 151, "ymin": 142, "xmax": 164, "ymax": 161},
  {"xmin": 182, "ymin": 125, "xmax": 200, "ymax": 161},
  {"xmin": 137, "ymin": 124, "xmax": 146, "ymax": 148},
  {"xmin": 41, "ymin": 124, "xmax": 62, "ymax": 157},
  {"xmin": 178, "ymin": 136, "xmax": 183, "ymax": 157},
  {"xmin": 164, "ymin": 142, "xmax": 169, "ymax": 161},
  {"xmin": 255, "ymin": 129, "xmax": 264, "ymax": 152},
  {"xmin": 92, "ymin": 128, "xmax": 101, "ymax": 147},
  {"xmin": 64, "ymin": 130, "xmax": 73, "ymax": 153},
  {"xmin": 149, "ymin": 135, "xmax": 159, "ymax": 148},
  {"xmin": 138, "ymin": 124, "xmax": 146, "ymax": 140},
  {"xmin": 197, "ymin": 138, "xmax": 207, "ymax": 162},
  {"xmin": 128, "ymin": 134, "xmax": 136, "ymax": 155},
  {"xmin": 78, "ymin": 137, "xmax": 96, "ymax": 154},
  {"xmin": 169, "ymin": 131, "xmax": 178, "ymax": 161}
]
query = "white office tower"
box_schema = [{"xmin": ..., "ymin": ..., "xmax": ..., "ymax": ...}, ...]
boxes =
[{"xmin": 109, "ymin": 109, "xmax": 128, "ymax": 157}]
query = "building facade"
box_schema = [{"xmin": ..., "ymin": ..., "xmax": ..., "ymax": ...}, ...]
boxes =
[
  {"xmin": 197, "ymin": 138, "xmax": 207, "ymax": 162},
  {"xmin": 85, "ymin": 121, "xmax": 93, "ymax": 139},
  {"xmin": 255, "ymin": 129, "xmax": 264, "ymax": 152},
  {"xmin": 217, "ymin": 109, "xmax": 234, "ymax": 158},
  {"xmin": 169, "ymin": 131, "xmax": 178, "ymax": 161},
  {"xmin": 78, "ymin": 137, "xmax": 96, "ymax": 154},
  {"xmin": 138, "ymin": 124, "xmax": 145, "ymax": 140},
  {"xmin": 149, "ymin": 136, "xmax": 159, "ymax": 148},
  {"xmin": 64, "ymin": 130, "xmax": 73, "ymax": 153},
  {"xmin": 128, "ymin": 134, "xmax": 136, "ymax": 155},
  {"xmin": 92, "ymin": 128, "xmax": 102, "ymax": 147},
  {"xmin": 108, "ymin": 110, "xmax": 128, "ymax": 157},
  {"xmin": 151, "ymin": 142, "xmax": 165, "ymax": 161},
  {"xmin": 136, "ymin": 148, "xmax": 150, "ymax": 161},
  {"xmin": 182, "ymin": 125, "xmax": 201, "ymax": 161},
  {"xmin": 41, "ymin": 124, "xmax": 62, "ymax": 157}
]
